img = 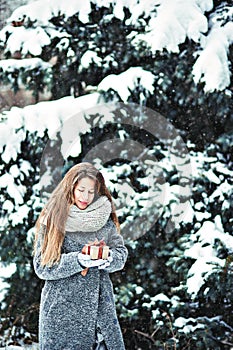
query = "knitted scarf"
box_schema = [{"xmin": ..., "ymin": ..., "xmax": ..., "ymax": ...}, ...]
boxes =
[{"xmin": 65, "ymin": 196, "xmax": 112, "ymax": 232}]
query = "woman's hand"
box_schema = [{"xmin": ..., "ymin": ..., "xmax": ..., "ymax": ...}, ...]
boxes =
[
  {"xmin": 78, "ymin": 253, "xmax": 106, "ymax": 268},
  {"xmin": 98, "ymin": 251, "xmax": 113, "ymax": 270}
]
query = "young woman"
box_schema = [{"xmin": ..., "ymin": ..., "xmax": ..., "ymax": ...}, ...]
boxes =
[{"xmin": 33, "ymin": 162, "xmax": 128, "ymax": 350}]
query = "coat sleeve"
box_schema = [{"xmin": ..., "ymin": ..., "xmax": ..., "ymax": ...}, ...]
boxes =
[
  {"xmin": 105, "ymin": 220, "xmax": 128, "ymax": 273},
  {"xmin": 33, "ymin": 225, "xmax": 84, "ymax": 281}
]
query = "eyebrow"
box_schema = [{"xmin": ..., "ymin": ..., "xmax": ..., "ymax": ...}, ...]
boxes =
[{"xmin": 78, "ymin": 186, "xmax": 95, "ymax": 190}]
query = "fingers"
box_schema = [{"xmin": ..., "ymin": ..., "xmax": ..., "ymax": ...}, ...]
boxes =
[
  {"xmin": 98, "ymin": 261, "xmax": 110, "ymax": 270},
  {"xmin": 78, "ymin": 253, "xmax": 107, "ymax": 268},
  {"xmin": 78, "ymin": 253, "xmax": 91, "ymax": 261},
  {"xmin": 88, "ymin": 259, "xmax": 105, "ymax": 267}
]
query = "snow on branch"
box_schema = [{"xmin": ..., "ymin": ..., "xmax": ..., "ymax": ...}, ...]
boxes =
[
  {"xmin": 5, "ymin": 0, "xmax": 152, "ymax": 27},
  {"xmin": 184, "ymin": 216, "xmax": 233, "ymax": 296},
  {"xmin": 0, "ymin": 93, "xmax": 100, "ymax": 164},
  {"xmin": 98, "ymin": 67, "xmax": 155, "ymax": 102},
  {"xmin": 3, "ymin": 27, "xmax": 51, "ymax": 56},
  {"xmin": 0, "ymin": 0, "xmax": 232, "ymax": 94},
  {"xmin": 132, "ymin": 0, "xmax": 213, "ymax": 53},
  {"xmin": 6, "ymin": 0, "xmax": 92, "ymax": 26},
  {"xmin": 3, "ymin": 0, "xmax": 212, "ymax": 56},
  {"xmin": 0, "ymin": 58, "xmax": 51, "ymax": 72},
  {"xmin": 80, "ymin": 50, "xmax": 103, "ymax": 69},
  {"xmin": 192, "ymin": 22, "xmax": 233, "ymax": 92},
  {"xmin": 0, "ymin": 93, "xmax": 101, "ymax": 228}
]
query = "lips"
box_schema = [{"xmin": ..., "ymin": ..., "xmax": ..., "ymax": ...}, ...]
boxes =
[{"xmin": 79, "ymin": 201, "xmax": 88, "ymax": 206}]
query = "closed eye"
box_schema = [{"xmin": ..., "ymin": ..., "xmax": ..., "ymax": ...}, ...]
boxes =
[{"xmin": 77, "ymin": 189, "xmax": 94, "ymax": 194}]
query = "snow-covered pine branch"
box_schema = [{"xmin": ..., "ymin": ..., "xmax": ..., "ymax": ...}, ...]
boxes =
[{"xmin": 1, "ymin": 0, "xmax": 233, "ymax": 92}]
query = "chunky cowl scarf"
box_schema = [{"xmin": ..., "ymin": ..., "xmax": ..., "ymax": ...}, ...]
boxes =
[{"xmin": 65, "ymin": 196, "xmax": 112, "ymax": 232}]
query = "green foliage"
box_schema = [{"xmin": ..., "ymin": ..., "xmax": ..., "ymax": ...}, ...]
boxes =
[
  {"xmin": 1, "ymin": 113, "xmax": 232, "ymax": 349},
  {"xmin": 0, "ymin": 2, "xmax": 233, "ymax": 349},
  {"xmin": 0, "ymin": 65, "xmax": 52, "ymax": 101},
  {"xmin": 0, "ymin": 131, "xmax": 47, "ymax": 344},
  {"xmin": 1, "ymin": 2, "xmax": 232, "ymax": 146}
]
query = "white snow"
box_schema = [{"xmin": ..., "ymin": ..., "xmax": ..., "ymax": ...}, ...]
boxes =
[
  {"xmin": 2, "ymin": 200, "xmax": 14, "ymax": 212},
  {"xmin": 60, "ymin": 109, "xmax": 90, "ymax": 158},
  {"xmin": 194, "ymin": 211, "xmax": 211, "ymax": 221},
  {"xmin": 0, "ymin": 93, "xmax": 101, "ymax": 164},
  {"xmin": 185, "ymin": 257, "xmax": 223, "ymax": 296},
  {"xmin": 135, "ymin": 286, "xmax": 143, "ymax": 294},
  {"xmin": 0, "ymin": 0, "xmax": 232, "ymax": 92},
  {"xmin": 98, "ymin": 67, "xmax": 155, "ymax": 102},
  {"xmin": 0, "ymin": 263, "xmax": 17, "ymax": 303},
  {"xmin": 195, "ymin": 0, "xmax": 213, "ymax": 13},
  {"xmin": 132, "ymin": 0, "xmax": 211, "ymax": 53},
  {"xmin": 0, "ymin": 173, "xmax": 25, "ymax": 205},
  {"xmin": 184, "ymin": 217, "xmax": 233, "ymax": 296},
  {"xmin": 0, "ymin": 58, "xmax": 51, "ymax": 72},
  {"xmin": 202, "ymin": 169, "xmax": 221, "ymax": 184},
  {"xmin": 20, "ymin": 160, "xmax": 32, "ymax": 177},
  {"xmin": 174, "ymin": 316, "xmax": 205, "ymax": 333},
  {"xmin": 7, "ymin": 0, "xmax": 92, "ymax": 26},
  {"xmin": 6, "ymin": 0, "xmax": 157, "ymax": 26},
  {"xmin": 174, "ymin": 315, "xmax": 226, "ymax": 335},
  {"xmin": 80, "ymin": 50, "xmax": 102, "ymax": 69},
  {"xmin": 0, "ymin": 76, "xmax": 232, "ymax": 280},
  {"xmin": 0, "ymin": 93, "xmax": 103, "ymax": 229},
  {"xmin": 190, "ymin": 151, "xmax": 233, "ymax": 186},
  {"xmin": 9, "ymin": 164, "xmax": 20, "ymax": 178},
  {"xmin": 151, "ymin": 293, "xmax": 170, "ymax": 302},
  {"xmin": 209, "ymin": 181, "xmax": 232, "ymax": 201},
  {"xmin": 9, "ymin": 204, "xmax": 30, "ymax": 226},
  {"xmin": 0, "ymin": 124, "xmax": 25, "ymax": 163},
  {"xmin": 193, "ymin": 22, "xmax": 233, "ymax": 92},
  {"xmin": 0, "ymin": 2, "xmax": 232, "ymax": 343}
]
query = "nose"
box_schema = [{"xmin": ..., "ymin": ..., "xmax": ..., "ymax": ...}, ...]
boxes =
[{"xmin": 81, "ymin": 191, "xmax": 89, "ymax": 201}]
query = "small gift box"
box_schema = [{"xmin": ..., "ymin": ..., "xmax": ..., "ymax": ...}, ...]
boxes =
[
  {"xmin": 102, "ymin": 246, "xmax": 110, "ymax": 260},
  {"xmin": 80, "ymin": 239, "xmax": 110, "ymax": 277},
  {"xmin": 82, "ymin": 239, "xmax": 109, "ymax": 260}
]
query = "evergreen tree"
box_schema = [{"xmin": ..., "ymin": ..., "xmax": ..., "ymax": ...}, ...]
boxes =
[
  {"xmin": 0, "ymin": 1, "xmax": 232, "ymax": 349},
  {"xmin": 0, "ymin": 0, "xmax": 232, "ymax": 144}
]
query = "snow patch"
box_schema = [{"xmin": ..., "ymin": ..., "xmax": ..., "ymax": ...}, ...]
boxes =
[
  {"xmin": 184, "ymin": 217, "xmax": 233, "ymax": 296},
  {"xmin": 193, "ymin": 23, "xmax": 233, "ymax": 92},
  {"xmin": 0, "ymin": 263, "xmax": 17, "ymax": 303},
  {"xmin": 80, "ymin": 50, "xmax": 102, "ymax": 69},
  {"xmin": 0, "ymin": 58, "xmax": 51, "ymax": 72},
  {"xmin": 98, "ymin": 67, "xmax": 155, "ymax": 102},
  {"xmin": 132, "ymin": 0, "xmax": 210, "ymax": 53}
]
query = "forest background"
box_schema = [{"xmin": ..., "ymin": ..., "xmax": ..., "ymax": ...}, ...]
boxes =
[{"xmin": 0, "ymin": 0, "xmax": 232, "ymax": 349}]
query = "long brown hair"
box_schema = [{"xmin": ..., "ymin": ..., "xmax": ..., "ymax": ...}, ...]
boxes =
[{"xmin": 34, "ymin": 162, "xmax": 120, "ymax": 266}]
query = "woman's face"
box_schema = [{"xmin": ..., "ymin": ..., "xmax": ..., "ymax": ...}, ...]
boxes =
[{"xmin": 73, "ymin": 177, "xmax": 96, "ymax": 210}]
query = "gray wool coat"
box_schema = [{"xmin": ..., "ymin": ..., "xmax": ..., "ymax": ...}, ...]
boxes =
[{"xmin": 33, "ymin": 219, "xmax": 128, "ymax": 350}]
